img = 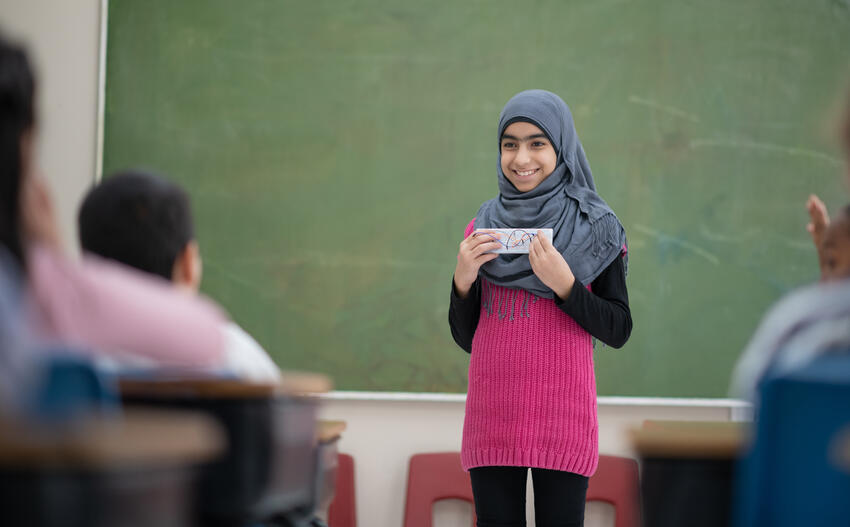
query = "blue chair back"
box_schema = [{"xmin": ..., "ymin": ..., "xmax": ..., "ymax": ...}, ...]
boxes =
[
  {"xmin": 734, "ymin": 352, "xmax": 850, "ymax": 526},
  {"xmin": 30, "ymin": 355, "xmax": 119, "ymax": 420}
]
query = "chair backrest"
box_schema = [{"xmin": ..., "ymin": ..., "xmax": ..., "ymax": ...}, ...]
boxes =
[
  {"xmin": 402, "ymin": 452, "xmax": 640, "ymax": 527},
  {"xmin": 328, "ymin": 453, "xmax": 357, "ymax": 527},
  {"xmin": 587, "ymin": 455, "xmax": 641, "ymax": 527},
  {"xmin": 30, "ymin": 355, "xmax": 119, "ymax": 420},
  {"xmin": 403, "ymin": 452, "xmax": 476, "ymax": 527},
  {"xmin": 734, "ymin": 352, "xmax": 850, "ymax": 527}
]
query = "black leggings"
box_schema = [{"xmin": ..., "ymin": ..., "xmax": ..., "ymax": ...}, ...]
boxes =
[{"xmin": 469, "ymin": 466, "xmax": 588, "ymax": 527}]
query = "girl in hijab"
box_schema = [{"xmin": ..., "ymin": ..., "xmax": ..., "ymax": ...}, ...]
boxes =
[{"xmin": 449, "ymin": 90, "xmax": 632, "ymax": 526}]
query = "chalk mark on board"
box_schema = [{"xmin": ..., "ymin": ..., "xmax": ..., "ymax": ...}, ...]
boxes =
[
  {"xmin": 203, "ymin": 259, "xmax": 335, "ymax": 319},
  {"xmin": 279, "ymin": 251, "xmax": 444, "ymax": 270},
  {"xmin": 203, "ymin": 259, "xmax": 287, "ymax": 302},
  {"xmin": 633, "ymin": 224, "xmax": 720, "ymax": 266},
  {"xmin": 690, "ymin": 138, "xmax": 843, "ymax": 166},
  {"xmin": 628, "ymin": 95, "xmax": 701, "ymax": 123},
  {"xmin": 773, "ymin": 236, "xmax": 813, "ymax": 251},
  {"xmin": 699, "ymin": 225, "xmax": 814, "ymax": 252},
  {"xmin": 698, "ymin": 224, "xmax": 761, "ymax": 243}
]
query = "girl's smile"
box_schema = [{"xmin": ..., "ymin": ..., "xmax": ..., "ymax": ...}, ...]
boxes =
[
  {"xmin": 500, "ymin": 121, "xmax": 557, "ymax": 193},
  {"xmin": 514, "ymin": 168, "xmax": 540, "ymax": 178}
]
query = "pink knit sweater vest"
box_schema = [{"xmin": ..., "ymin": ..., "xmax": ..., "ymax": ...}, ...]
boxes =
[{"xmin": 461, "ymin": 222, "xmax": 599, "ymax": 476}]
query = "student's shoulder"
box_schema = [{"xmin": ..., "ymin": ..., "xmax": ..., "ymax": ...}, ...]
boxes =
[
  {"xmin": 221, "ymin": 322, "xmax": 281, "ymax": 382},
  {"xmin": 222, "ymin": 322, "xmax": 264, "ymax": 354}
]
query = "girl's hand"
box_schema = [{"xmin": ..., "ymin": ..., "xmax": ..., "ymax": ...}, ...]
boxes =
[
  {"xmin": 529, "ymin": 231, "xmax": 575, "ymax": 299},
  {"xmin": 454, "ymin": 231, "xmax": 502, "ymax": 298}
]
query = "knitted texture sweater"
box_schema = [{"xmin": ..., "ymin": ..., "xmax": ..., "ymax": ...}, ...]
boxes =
[
  {"xmin": 460, "ymin": 224, "xmax": 599, "ymax": 476},
  {"xmin": 461, "ymin": 279, "xmax": 598, "ymax": 476}
]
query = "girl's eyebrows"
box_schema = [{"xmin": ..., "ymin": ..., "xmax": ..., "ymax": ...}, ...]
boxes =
[{"xmin": 501, "ymin": 133, "xmax": 548, "ymax": 141}]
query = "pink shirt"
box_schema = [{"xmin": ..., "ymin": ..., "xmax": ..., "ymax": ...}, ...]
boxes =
[{"xmin": 27, "ymin": 245, "xmax": 225, "ymax": 368}]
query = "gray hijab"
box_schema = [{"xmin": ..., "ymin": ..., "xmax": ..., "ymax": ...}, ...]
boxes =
[{"xmin": 475, "ymin": 90, "xmax": 627, "ymax": 298}]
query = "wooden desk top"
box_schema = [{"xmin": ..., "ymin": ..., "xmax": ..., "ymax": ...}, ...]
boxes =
[
  {"xmin": 0, "ymin": 409, "xmax": 224, "ymax": 469},
  {"xmin": 317, "ymin": 420, "xmax": 347, "ymax": 443},
  {"xmin": 280, "ymin": 371, "xmax": 333, "ymax": 395},
  {"xmin": 631, "ymin": 420, "xmax": 750, "ymax": 459},
  {"xmin": 119, "ymin": 370, "xmax": 332, "ymax": 399}
]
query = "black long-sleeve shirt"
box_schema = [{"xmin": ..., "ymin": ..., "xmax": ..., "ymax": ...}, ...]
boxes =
[{"xmin": 449, "ymin": 256, "xmax": 632, "ymax": 352}]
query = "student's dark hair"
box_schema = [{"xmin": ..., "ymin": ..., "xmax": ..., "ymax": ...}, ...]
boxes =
[
  {"xmin": 78, "ymin": 170, "xmax": 195, "ymax": 280},
  {"xmin": 0, "ymin": 33, "xmax": 35, "ymax": 266}
]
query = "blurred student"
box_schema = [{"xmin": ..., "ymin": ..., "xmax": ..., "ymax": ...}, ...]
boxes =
[
  {"xmin": 732, "ymin": 89, "xmax": 850, "ymax": 401},
  {"xmin": 0, "ymin": 32, "xmax": 228, "ymax": 404},
  {"xmin": 818, "ymin": 205, "xmax": 850, "ymax": 282},
  {"xmin": 78, "ymin": 170, "xmax": 280, "ymax": 381},
  {"xmin": 806, "ymin": 88, "xmax": 850, "ymax": 271}
]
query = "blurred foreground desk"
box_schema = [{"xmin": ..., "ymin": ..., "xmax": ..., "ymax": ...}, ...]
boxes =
[
  {"xmin": 120, "ymin": 372, "xmax": 331, "ymax": 527},
  {"xmin": 631, "ymin": 421, "xmax": 749, "ymax": 527},
  {"xmin": 0, "ymin": 409, "xmax": 223, "ymax": 527}
]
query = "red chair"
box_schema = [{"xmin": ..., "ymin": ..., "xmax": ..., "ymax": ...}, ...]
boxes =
[
  {"xmin": 587, "ymin": 455, "xmax": 641, "ymax": 527},
  {"xmin": 328, "ymin": 453, "xmax": 357, "ymax": 527},
  {"xmin": 402, "ymin": 452, "xmax": 639, "ymax": 527},
  {"xmin": 402, "ymin": 452, "xmax": 476, "ymax": 527}
]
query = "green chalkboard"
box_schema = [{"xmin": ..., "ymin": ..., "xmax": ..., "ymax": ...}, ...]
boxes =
[{"xmin": 103, "ymin": 0, "xmax": 850, "ymax": 397}]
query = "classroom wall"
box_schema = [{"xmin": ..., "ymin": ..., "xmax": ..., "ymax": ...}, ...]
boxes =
[
  {"xmin": 1, "ymin": 0, "xmax": 101, "ymax": 254},
  {"xmin": 1, "ymin": 3, "xmax": 749, "ymax": 526}
]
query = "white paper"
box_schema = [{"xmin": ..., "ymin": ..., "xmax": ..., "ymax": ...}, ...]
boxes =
[{"xmin": 474, "ymin": 228, "xmax": 553, "ymax": 254}]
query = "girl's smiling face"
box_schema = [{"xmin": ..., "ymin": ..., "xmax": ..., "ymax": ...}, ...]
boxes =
[{"xmin": 500, "ymin": 121, "xmax": 557, "ymax": 193}]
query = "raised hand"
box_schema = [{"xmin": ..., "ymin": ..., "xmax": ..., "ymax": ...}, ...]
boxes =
[
  {"xmin": 806, "ymin": 194, "xmax": 829, "ymax": 249},
  {"xmin": 806, "ymin": 194, "xmax": 830, "ymax": 274},
  {"xmin": 20, "ymin": 172, "xmax": 63, "ymax": 252}
]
